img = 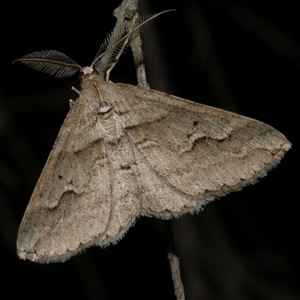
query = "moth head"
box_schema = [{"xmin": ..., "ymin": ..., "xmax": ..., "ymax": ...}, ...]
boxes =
[{"xmin": 82, "ymin": 66, "xmax": 94, "ymax": 75}]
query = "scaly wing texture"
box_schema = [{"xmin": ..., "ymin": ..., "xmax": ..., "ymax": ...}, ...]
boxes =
[
  {"xmin": 17, "ymin": 75, "xmax": 291, "ymax": 262},
  {"xmin": 17, "ymin": 81, "xmax": 144, "ymax": 262},
  {"xmin": 106, "ymin": 80, "xmax": 291, "ymax": 217}
]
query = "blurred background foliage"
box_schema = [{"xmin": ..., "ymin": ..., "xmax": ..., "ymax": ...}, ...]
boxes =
[{"xmin": 0, "ymin": 0, "xmax": 299, "ymax": 299}]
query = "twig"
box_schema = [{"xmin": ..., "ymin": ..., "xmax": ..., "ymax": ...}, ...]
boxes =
[
  {"xmin": 113, "ymin": 0, "xmax": 149, "ymax": 87},
  {"xmin": 105, "ymin": 12, "xmax": 139, "ymax": 81},
  {"xmin": 129, "ymin": 25, "xmax": 149, "ymax": 87},
  {"xmin": 99, "ymin": 0, "xmax": 185, "ymax": 298},
  {"xmin": 95, "ymin": 0, "xmax": 148, "ymax": 86},
  {"xmin": 163, "ymin": 221, "xmax": 185, "ymax": 300}
]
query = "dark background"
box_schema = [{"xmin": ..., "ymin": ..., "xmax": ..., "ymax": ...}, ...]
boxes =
[{"xmin": 1, "ymin": 0, "xmax": 299, "ymax": 299}]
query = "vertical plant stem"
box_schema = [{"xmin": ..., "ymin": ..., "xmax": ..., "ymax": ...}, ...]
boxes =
[
  {"xmin": 163, "ymin": 221, "xmax": 185, "ymax": 300},
  {"xmin": 102, "ymin": 1, "xmax": 186, "ymax": 298}
]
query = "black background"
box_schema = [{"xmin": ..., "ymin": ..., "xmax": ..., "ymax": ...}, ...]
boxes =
[{"xmin": 1, "ymin": 0, "xmax": 299, "ymax": 299}]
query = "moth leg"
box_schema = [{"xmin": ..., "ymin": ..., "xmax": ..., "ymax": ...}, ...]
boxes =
[
  {"xmin": 69, "ymin": 87, "xmax": 80, "ymax": 108},
  {"xmin": 71, "ymin": 86, "xmax": 80, "ymax": 94},
  {"xmin": 69, "ymin": 99, "xmax": 74, "ymax": 109}
]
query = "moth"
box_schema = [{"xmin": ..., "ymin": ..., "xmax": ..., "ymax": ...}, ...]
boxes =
[{"xmin": 14, "ymin": 11, "xmax": 291, "ymax": 263}]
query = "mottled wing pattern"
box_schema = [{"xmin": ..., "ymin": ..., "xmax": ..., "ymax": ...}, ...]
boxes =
[
  {"xmin": 17, "ymin": 75, "xmax": 291, "ymax": 262},
  {"xmin": 109, "ymin": 81, "xmax": 290, "ymax": 217},
  {"xmin": 17, "ymin": 82, "xmax": 143, "ymax": 262}
]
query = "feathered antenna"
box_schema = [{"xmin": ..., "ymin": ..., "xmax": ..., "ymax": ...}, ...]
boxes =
[
  {"xmin": 13, "ymin": 50, "xmax": 83, "ymax": 78},
  {"xmin": 90, "ymin": 9, "xmax": 176, "ymax": 70},
  {"xmin": 94, "ymin": 27, "xmax": 128, "ymax": 63},
  {"xmin": 13, "ymin": 9, "xmax": 175, "ymax": 79}
]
